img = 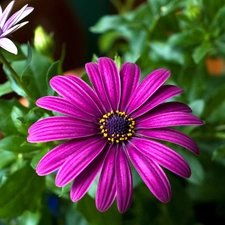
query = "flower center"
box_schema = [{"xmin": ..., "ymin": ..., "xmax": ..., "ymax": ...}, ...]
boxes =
[{"xmin": 99, "ymin": 110, "xmax": 135, "ymax": 144}]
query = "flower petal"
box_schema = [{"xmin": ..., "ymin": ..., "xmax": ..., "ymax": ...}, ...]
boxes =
[
  {"xmin": 3, "ymin": 5, "xmax": 33, "ymax": 31},
  {"xmin": 85, "ymin": 62, "xmax": 111, "ymax": 112},
  {"xmin": 27, "ymin": 116, "xmax": 98, "ymax": 142},
  {"xmin": 36, "ymin": 136, "xmax": 98, "ymax": 175},
  {"xmin": 50, "ymin": 76, "xmax": 103, "ymax": 118},
  {"xmin": 98, "ymin": 57, "xmax": 121, "ymax": 111},
  {"xmin": 131, "ymin": 85, "xmax": 183, "ymax": 118},
  {"xmin": 36, "ymin": 96, "xmax": 97, "ymax": 122},
  {"xmin": 139, "ymin": 102, "xmax": 192, "ymax": 121},
  {"xmin": 66, "ymin": 75, "xmax": 105, "ymax": 113},
  {"xmin": 2, "ymin": 21, "xmax": 28, "ymax": 37},
  {"xmin": 96, "ymin": 145, "xmax": 117, "ymax": 212},
  {"xmin": 115, "ymin": 145, "xmax": 132, "ymax": 213},
  {"xmin": 126, "ymin": 69, "xmax": 170, "ymax": 114},
  {"xmin": 137, "ymin": 128, "xmax": 199, "ymax": 154},
  {"xmin": 119, "ymin": 62, "xmax": 140, "ymax": 111},
  {"xmin": 0, "ymin": 37, "xmax": 17, "ymax": 54},
  {"xmin": 130, "ymin": 137, "xmax": 191, "ymax": 178},
  {"xmin": 136, "ymin": 112, "xmax": 203, "ymax": 129},
  {"xmin": 56, "ymin": 138, "xmax": 107, "ymax": 187},
  {"xmin": 0, "ymin": 1, "xmax": 14, "ymax": 28},
  {"xmin": 126, "ymin": 143, "xmax": 171, "ymax": 203},
  {"xmin": 70, "ymin": 148, "xmax": 107, "ymax": 201}
]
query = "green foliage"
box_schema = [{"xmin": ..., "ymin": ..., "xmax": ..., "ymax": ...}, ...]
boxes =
[
  {"xmin": 0, "ymin": 0, "xmax": 225, "ymax": 224},
  {"xmin": 0, "ymin": 164, "xmax": 45, "ymax": 219}
]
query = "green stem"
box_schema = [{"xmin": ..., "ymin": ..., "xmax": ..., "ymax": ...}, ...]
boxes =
[{"xmin": 0, "ymin": 51, "xmax": 36, "ymax": 104}]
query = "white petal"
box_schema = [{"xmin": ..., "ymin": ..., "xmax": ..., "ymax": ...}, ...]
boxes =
[
  {"xmin": 0, "ymin": 1, "xmax": 15, "ymax": 28},
  {"xmin": 0, "ymin": 37, "xmax": 17, "ymax": 54},
  {"xmin": 2, "ymin": 21, "xmax": 28, "ymax": 37}
]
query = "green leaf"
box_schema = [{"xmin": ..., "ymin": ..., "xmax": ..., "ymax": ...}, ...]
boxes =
[
  {"xmin": 90, "ymin": 15, "xmax": 125, "ymax": 33},
  {"xmin": 189, "ymin": 99, "xmax": 205, "ymax": 117},
  {"xmin": 18, "ymin": 210, "xmax": 41, "ymax": 225},
  {"xmin": 30, "ymin": 148, "xmax": 49, "ymax": 169},
  {"xmin": 168, "ymin": 30, "xmax": 204, "ymax": 47},
  {"xmin": 0, "ymin": 164, "xmax": 45, "ymax": 218},
  {"xmin": 192, "ymin": 41, "xmax": 212, "ymax": 63},
  {"xmin": 66, "ymin": 205, "xmax": 90, "ymax": 225},
  {"xmin": 11, "ymin": 106, "xmax": 29, "ymax": 135},
  {"xmin": 149, "ymin": 41, "xmax": 190, "ymax": 65},
  {"xmin": 212, "ymin": 144, "xmax": 225, "ymax": 160},
  {"xmin": 0, "ymin": 150, "xmax": 16, "ymax": 169},
  {"xmin": 0, "ymin": 81, "xmax": 13, "ymax": 97},
  {"xmin": 46, "ymin": 61, "xmax": 61, "ymax": 95},
  {"xmin": 0, "ymin": 135, "xmax": 38, "ymax": 153},
  {"xmin": 186, "ymin": 154, "xmax": 205, "ymax": 185},
  {"xmin": 209, "ymin": 4, "xmax": 225, "ymax": 35},
  {"xmin": 0, "ymin": 98, "xmax": 22, "ymax": 135},
  {"xmin": 77, "ymin": 195, "xmax": 122, "ymax": 225},
  {"xmin": 3, "ymin": 45, "xmax": 53, "ymax": 99}
]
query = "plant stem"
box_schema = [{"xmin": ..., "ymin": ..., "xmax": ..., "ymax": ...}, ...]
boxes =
[{"xmin": 0, "ymin": 51, "xmax": 36, "ymax": 104}]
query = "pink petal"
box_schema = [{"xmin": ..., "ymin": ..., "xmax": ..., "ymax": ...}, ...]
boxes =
[
  {"xmin": 126, "ymin": 69, "xmax": 171, "ymax": 114},
  {"xmin": 36, "ymin": 96, "xmax": 97, "ymax": 122},
  {"xmin": 136, "ymin": 112, "xmax": 203, "ymax": 129},
  {"xmin": 130, "ymin": 137, "xmax": 191, "ymax": 178},
  {"xmin": 36, "ymin": 136, "xmax": 99, "ymax": 175},
  {"xmin": 131, "ymin": 85, "xmax": 183, "ymax": 118},
  {"xmin": 27, "ymin": 116, "xmax": 99, "ymax": 142},
  {"xmin": 119, "ymin": 62, "xmax": 141, "ymax": 111},
  {"xmin": 115, "ymin": 145, "xmax": 132, "ymax": 213},
  {"xmin": 98, "ymin": 57, "xmax": 121, "ymax": 111},
  {"xmin": 126, "ymin": 143, "xmax": 171, "ymax": 203},
  {"xmin": 139, "ymin": 102, "xmax": 192, "ymax": 121},
  {"xmin": 56, "ymin": 138, "xmax": 107, "ymax": 187},
  {"xmin": 70, "ymin": 148, "xmax": 107, "ymax": 201},
  {"xmin": 96, "ymin": 145, "xmax": 117, "ymax": 212},
  {"xmin": 137, "ymin": 128, "xmax": 199, "ymax": 154},
  {"xmin": 66, "ymin": 75, "xmax": 105, "ymax": 113},
  {"xmin": 85, "ymin": 62, "xmax": 111, "ymax": 112},
  {"xmin": 50, "ymin": 76, "xmax": 103, "ymax": 118},
  {"xmin": 0, "ymin": 37, "xmax": 17, "ymax": 54}
]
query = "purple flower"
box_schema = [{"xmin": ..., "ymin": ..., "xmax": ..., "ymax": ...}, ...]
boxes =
[
  {"xmin": 28, "ymin": 57, "xmax": 203, "ymax": 212},
  {"xmin": 0, "ymin": 1, "xmax": 33, "ymax": 54}
]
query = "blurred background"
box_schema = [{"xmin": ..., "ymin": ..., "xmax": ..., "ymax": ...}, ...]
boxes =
[{"xmin": 1, "ymin": 0, "xmax": 225, "ymax": 224}]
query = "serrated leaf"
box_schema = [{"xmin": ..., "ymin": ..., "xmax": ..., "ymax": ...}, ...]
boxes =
[
  {"xmin": 0, "ymin": 81, "xmax": 13, "ymax": 97},
  {"xmin": 0, "ymin": 164, "xmax": 45, "ymax": 218}
]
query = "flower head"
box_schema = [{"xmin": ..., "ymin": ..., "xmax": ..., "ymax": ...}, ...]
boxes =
[
  {"xmin": 28, "ymin": 57, "xmax": 203, "ymax": 212},
  {"xmin": 0, "ymin": 1, "xmax": 33, "ymax": 54}
]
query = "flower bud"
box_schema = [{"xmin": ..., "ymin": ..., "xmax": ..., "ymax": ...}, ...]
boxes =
[{"xmin": 34, "ymin": 26, "xmax": 54, "ymax": 58}]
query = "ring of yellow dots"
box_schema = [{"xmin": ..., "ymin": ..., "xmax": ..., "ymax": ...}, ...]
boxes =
[{"xmin": 99, "ymin": 110, "xmax": 135, "ymax": 144}]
